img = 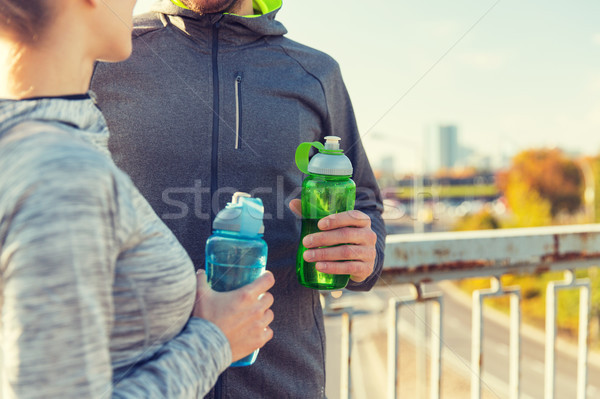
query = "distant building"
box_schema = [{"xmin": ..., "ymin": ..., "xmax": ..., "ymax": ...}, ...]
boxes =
[
  {"xmin": 380, "ymin": 156, "xmax": 395, "ymax": 175},
  {"xmin": 425, "ymin": 124, "xmax": 460, "ymax": 172},
  {"xmin": 439, "ymin": 125, "xmax": 458, "ymax": 169},
  {"xmin": 376, "ymin": 156, "xmax": 396, "ymax": 188}
]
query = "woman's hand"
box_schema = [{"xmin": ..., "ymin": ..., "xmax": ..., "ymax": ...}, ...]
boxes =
[{"xmin": 193, "ymin": 270, "xmax": 275, "ymax": 362}]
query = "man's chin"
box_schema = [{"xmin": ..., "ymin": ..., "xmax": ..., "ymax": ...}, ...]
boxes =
[{"xmin": 183, "ymin": 0, "xmax": 238, "ymax": 14}]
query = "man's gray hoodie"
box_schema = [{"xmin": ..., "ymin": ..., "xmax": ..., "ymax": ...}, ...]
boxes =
[{"xmin": 92, "ymin": 1, "xmax": 386, "ymax": 397}]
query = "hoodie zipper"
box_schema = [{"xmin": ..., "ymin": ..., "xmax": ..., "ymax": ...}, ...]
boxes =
[
  {"xmin": 210, "ymin": 21, "xmax": 221, "ymax": 226},
  {"xmin": 234, "ymin": 74, "xmax": 242, "ymax": 149},
  {"xmin": 210, "ymin": 20, "xmax": 225, "ymax": 399}
]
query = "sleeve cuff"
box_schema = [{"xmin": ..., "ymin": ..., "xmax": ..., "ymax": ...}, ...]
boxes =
[{"xmin": 187, "ymin": 317, "xmax": 232, "ymax": 373}]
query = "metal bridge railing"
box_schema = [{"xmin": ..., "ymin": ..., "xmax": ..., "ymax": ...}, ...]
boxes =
[{"xmin": 327, "ymin": 224, "xmax": 600, "ymax": 399}]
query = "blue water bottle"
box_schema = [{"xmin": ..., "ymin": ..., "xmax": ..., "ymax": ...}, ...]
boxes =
[{"xmin": 205, "ymin": 192, "xmax": 268, "ymax": 367}]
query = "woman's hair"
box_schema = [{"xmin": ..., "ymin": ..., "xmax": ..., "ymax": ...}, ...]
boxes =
[{"xmin": 0, "ymin": 0, "xmax": 51, "ymax": 43}]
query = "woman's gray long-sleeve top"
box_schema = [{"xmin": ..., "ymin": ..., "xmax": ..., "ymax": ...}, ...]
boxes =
[{"xmin": 0, "ymin": 95, "xmax": 231, "ymax": 398}]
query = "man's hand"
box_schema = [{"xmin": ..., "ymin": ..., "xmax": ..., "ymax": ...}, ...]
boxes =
[
  {"xmin": 193, "ymin": 270, "xmax": 275, "ymax": 362},
  {"xmin": 289, "ymin": 199, "xmax": 377, "ymax": 283}
]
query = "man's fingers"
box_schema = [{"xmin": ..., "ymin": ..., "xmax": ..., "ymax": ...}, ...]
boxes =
[
  {"xmin": 303, "ymin": 227, "xmax": 375, "ymax": 248},
  {"xmin": 288, "ymin": 199, "xmax": 302, "ymax": 217},
  {"xmin": 315, "ymin": 261, "xmax": 369, "ymax": 280},
  {"xmin": 303, "ymin": 244, "xmax": 375, "ymax": 262},
  {"xmin": 317, "ymin": 210, "xmax": 371, "ymax": 230}
]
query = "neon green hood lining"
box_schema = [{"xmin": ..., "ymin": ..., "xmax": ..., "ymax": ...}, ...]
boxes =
[{"xmin": 169, "ymin": 0, "xmax": 282, "ymax": 17}]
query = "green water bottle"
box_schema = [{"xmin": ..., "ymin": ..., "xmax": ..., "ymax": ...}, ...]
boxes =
[{"xmin": 295, "ymin": 136, "xmax": 356, "ymax": 290}]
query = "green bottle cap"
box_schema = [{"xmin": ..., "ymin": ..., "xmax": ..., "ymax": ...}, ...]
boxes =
[{"xmin": 295, "ymin": 136, "xmax": 353, "ymax": 176}]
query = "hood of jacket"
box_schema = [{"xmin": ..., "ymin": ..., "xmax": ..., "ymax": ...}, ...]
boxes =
[
  {"xmin": 150, "ymin": 0, "xmax": 287, "ymax": 45},
  {"xmin": 0, "ymin": 94, "xmax": 110, "ymax": 153}
]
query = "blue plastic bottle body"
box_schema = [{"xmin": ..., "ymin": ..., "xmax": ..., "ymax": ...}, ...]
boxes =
[{"xmin": 205, "ymin": 229, "xmax": 268, "ymax": 367}]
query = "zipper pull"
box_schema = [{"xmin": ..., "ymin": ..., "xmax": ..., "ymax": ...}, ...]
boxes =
[{"xmin": 235, "ymin": 74, "xmax": 242, "ymax": 150}]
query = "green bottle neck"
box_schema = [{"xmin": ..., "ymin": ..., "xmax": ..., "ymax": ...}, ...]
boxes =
[{"xmin": 307, "ymin": 173, "xmax": 352, "ymax": 180}]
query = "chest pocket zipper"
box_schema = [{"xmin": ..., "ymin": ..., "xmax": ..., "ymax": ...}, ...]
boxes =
[{"xmin": 234, "ymin": 74, "xmax": 242, "ymax": 150}]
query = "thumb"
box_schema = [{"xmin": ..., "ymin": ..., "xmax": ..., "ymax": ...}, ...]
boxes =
[
  {"xmin": 195, "ymin": 269, "xmax": 212, "ymax": 298},
  {"xmin": 288, "ymin": 199, "xmax": 302, "ymax": 217}
]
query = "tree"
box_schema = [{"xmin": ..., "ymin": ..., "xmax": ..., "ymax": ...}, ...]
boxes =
[
  {"xmin": 497, "ymin": 148, "xmax": 583, "ymax": 220},
  {"xmin": 584, "ymin": 155, "xmax": 600, "ymax": 223},
  {"xmin": 503, "ymin": 172, "xmax": 552, "ymax": 227},
  {"xmin": 453, "ymin": 208, "xmax": 500, "ymax": 231}
]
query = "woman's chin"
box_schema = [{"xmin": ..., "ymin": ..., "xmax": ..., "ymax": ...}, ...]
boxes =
[{"xmin": 98, "ymin": 46, "xmax": 133, "ymax": 64}]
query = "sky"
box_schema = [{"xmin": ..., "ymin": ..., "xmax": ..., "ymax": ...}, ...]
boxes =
[{"xmin": 133, "ymin": 0, "xmax": 600, "ymax": 172}]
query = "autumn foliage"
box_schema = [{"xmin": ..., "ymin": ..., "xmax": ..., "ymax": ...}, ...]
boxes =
[
  {"xmin": 497, "ymin": 148, "xmax": 583, "ymax": 219},
  {"xmin": 456, "ymin": 148, "xmax": 595, "ymax": 344}
]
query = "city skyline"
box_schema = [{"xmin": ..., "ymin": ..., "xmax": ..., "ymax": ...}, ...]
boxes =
[{"xmin": 133, "ymin": 1, "xmax": 600, "ymax": 172}]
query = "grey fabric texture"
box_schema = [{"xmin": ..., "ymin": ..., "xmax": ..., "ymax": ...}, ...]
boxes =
[
  {"xmin": 91, "ymin": 1, "xmax": 386, "ymax": 397},
  {"xmin": 0, "ymin": 96, "xmax": 231, "ymax": 398}
]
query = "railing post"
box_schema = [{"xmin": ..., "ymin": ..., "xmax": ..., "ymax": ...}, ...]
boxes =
[
  {"xmin": 340, "ymin": 309, "xmax": 353, "ymax": 399},
  {"xmin": 577, "ymin": 283, "xmax": 590, "ymax": 399},
  {"xmin": 545, "ymin": 279, "xmax": 557, "ymax": 399},
  {"xmin": 544, "ymin": 270, "xmax": 590, "ymax": 399},
  {"xmin": 471, "ymin": 288, "xmax": 483, "ymax": 399},
  {"xmin": 387, "ymin": 298, "xmax": 400, "ymax": 399},
  {"xmin": 577, "ymin": 279, "xmax": 591, "ymax": 399},
  {"xmin": 471, "ymin": 277, "xmax": 520, "ymax": 399},
  {"xmin": 416, "ymin": 304, "xmax": 427, "ymax": 399},
  {"xmin": 430, "ymin": 296, "xmax": 443, "ymax": 399},
  {"xmin": 509, "ymin": 292, "xmax": 521, "ymax": 399},
  {"xmin": 387, "ymin": 286, "xmax": 443, "ymax": 399}
]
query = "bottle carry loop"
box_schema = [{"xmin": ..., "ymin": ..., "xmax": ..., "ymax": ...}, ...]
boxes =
[
  {"xmin": 295, "ymin": 141, "xmax": 324, "ymax": 175},
  {"xmin": 295, "ymin": 138, "xmax": 350, "ymax": 177}
]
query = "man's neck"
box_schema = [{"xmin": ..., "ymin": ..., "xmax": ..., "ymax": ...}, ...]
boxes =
[{"xmin": 227, "ymin": 0, "xmax": 254, "ymax": 16}]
